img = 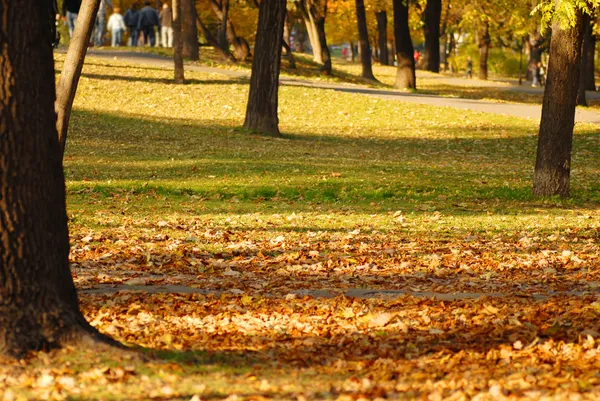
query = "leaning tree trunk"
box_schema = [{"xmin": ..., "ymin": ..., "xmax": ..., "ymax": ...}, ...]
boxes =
[
  {"xmin": 578, "ymin": 13, "xmax": 591, "ymax": 106},
  {"xmin": 0, "ymin": 0, "xmax": 116, "ymax": 358},
  {"xmin": 196, "ymin": 14, "xmax": 237, "ymax": 63},
  {"xmin": 315, "ymin": 14, "xmax": 332, "ymax": 75},
  {"xmin": 478, "ymin": 20, "xmax": 490, "ymax": 80},
  {"xmin": 422, "ymin": 0, "xmax": 441, "ymax": 73},
  {"xmin": 56, "ymin": 0, "xmax": 100, "ymax": 158},
  {"xmin": 393, "ymin": 0, "xmax": 416, "ymax": 89},
  {"xmin": 296, "ymin": 0, "xmax": 323, "ymax": 64},
  {"xmin": 244, "ymin": 0, "xmax": 286, "ymax": 136},
  {"xmin": 376, "ymin": 10, "xmax": 389, "ymax": 66},
  {"xmin": 182, "ymin": 0, "xmax": 199, "ymax": 60},
  {"xmin": 356, "ymin": 0, "xmax": 375, "ymax": 80},
  {"xmin": 173, "ymin": 0, "xmax": 185, "ymax": 83},
  {"xmin": 533, "ymin": 8, "xmax": 584, "ymax": 198}
]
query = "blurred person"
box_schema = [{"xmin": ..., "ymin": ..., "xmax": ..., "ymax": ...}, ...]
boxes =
[
  {"xmin": 124, "ymin": 3, "xmax": 140, "ymax": 46},
  {"xmin": 137, "ymin": 1, "xmax": 160, "ymax": 47},
  {"xmin": 94, "ymin": 0, "xmax": 113, "ymax": 46},
  {"xmin": 62, "ymin": 0, "xmax": 81, "ymax": 38},
  {"xmin": 107, "ymin": 7, "xmax": 126, "ymax": 47},
  {"xmin": 159, "ymin": 3, "xmax": 173, "ymax": 48}
]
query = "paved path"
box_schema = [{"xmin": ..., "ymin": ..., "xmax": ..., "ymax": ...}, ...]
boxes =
[{"xmin": 84, "ymin": 50, "xmax": 600, "ymax": 125}]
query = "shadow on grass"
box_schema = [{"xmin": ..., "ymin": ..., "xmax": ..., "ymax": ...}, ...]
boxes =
[{"xmin": 81, "ymin": 73, "xmax": 248, "ymax": 86}]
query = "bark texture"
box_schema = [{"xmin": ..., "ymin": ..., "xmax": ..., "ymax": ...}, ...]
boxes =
[
  {"xmin": 376, "ymin": 11, "xmax": 389, "ymax": 65},
  {"xmin": 422, "ymin": 0, "xmax": 441, "ymax": 73},
  {"xmin": 0, "ymin": 0, "xmax": 112, "ymax": 358},
  {"xmin": 393, "ymin": 0, "xmax": 416, "ymax": 89},
  {"xmin": 355, "ymin": 0, "xmax": 375, "ymax": 80},
  {"xmin": 196, "ymin": 14, "xmax": 237, "ymax": 63},
  {"xmin": 173, "ymin": 0, "xmax": 185, "ymax": 83},
  {"xmin": 243, "ymin": 0, "xmax": 286, "ymax": 135},
  {"xmin": 181, "ymin": 0, "xmax": 199, "ymax": 61},
  {"xmin": 56, "ymin": 0, "xmax": 100, "ymax": 157},
  {"xmin": 533, "ymin": 9, "xmax": 584, "ymax": 198},
  {"xmin": 478, "ymin": 21, "xmax": 490, "ymax": 81}
]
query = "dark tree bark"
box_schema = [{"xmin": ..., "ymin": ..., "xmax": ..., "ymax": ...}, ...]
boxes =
[
  {"xmin": 181, "ymin": 0, "xmax": 199, "ymax": 61},
  {"xmin": 584, "ymin": 16, "xmax": 597, "ymax": 91},
  {"xmin": 217, "ymin": 0, "xmax": 229, "ymax": 50},
  {"xmin": 315, "ymin": 12, "xmax": 332, "ymax": 75},
  {"xmin": 356, "ymin": 0, "xmax": 375, "ymax": 80},
  {"xmin": 283, "ymin": 11, "xmax": 297, "ymax": 69},
  {"xmin": 208, "ymin": 0, "xmax": 251, "ymax": 60},
  {"xmin": 578, "ymin": 13, "xmax": 591, "ymax": 106},
  {"xmin": 422, "ymin": 0, "xmax": 441, "ymax": 73},
  {"xmin": 533, "ymin": 8, "xmax": 584, "ymax": 198},
  {"xmin": 244, "ymin": 0, "xmax": 287, "ymax": 136},
  {"xmin": 196, "ymin": 14, "xmax": 237, "ymax": 63},
  {"xmin": 376, "ymin": 11, "xmax": 389, "ymax": 66},
  {"xmin": 0, "ymin": 0, "xmax": 117, "ymax": 358},
  {"xmin": 173, "ymin": 0, "xmax": 185, "ymax": 83},
  {"xmin": 56, "ymin": 0, "xmax": 100, "ymax": 157},
  {"xmin": 393, "ymin": 0, "xmax": 416, "ymax": 89},
  {"xmin": 478, "ymin": 20, "xmax": 490, "ymax": 80}
]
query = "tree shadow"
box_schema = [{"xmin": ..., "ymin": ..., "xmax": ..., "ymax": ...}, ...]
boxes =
[{"xmin": 81, "ymin": 72, "xmax": 247, "ymax": 86}]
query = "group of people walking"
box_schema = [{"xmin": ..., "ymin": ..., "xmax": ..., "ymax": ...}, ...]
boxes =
[{"xmin": 60, "ymin": 0, "xmax": 174, "ymax": 48}]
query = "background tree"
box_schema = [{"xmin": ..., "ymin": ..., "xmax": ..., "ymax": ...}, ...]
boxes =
[
  {"xmin": 182, "ymin": 0, "xmax": 199, "ymax": 60},
  {"xmin": 533, "ymin": 2, "xmax": 585, "ymax": 197},
  {"xmin": 376, "ymin": 9, "xmax": 390, "ymax": 65},
  {"xmin": 296, "ymin": 0, "xmax": 333, "ymax": 74},
  {"xmin": 173, "ymin": 0, "xmax": 185, "ymax": 83},
  {"xmin": 56, "ymin": 0, "xmax": 100, "ymax": 157},
  {"xmin": 206, "ymin": 0, "xmax": 252, "ymax": 60},
  {"xmin": 421, "ymin": 0, "xmax": 441, "ymax": 72},
  {"xmin": 393, "ymin": 0, "xmax": 416, "ymax": 89},
  {"xmin": 244, "ymin": 0, "xmax": 287, "ymax": 135},
  {"xmin": 356, "ymin": 0, "xmax": 376, "ymax": 80},
  {"xmin": 0, "ymin": 0, "xmax": 116, "ymax": 358}
]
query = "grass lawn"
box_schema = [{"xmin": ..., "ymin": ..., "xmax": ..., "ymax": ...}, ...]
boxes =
[{"xmin": 3, "ymin": 53, "xmax": 600, "ymax": 400}]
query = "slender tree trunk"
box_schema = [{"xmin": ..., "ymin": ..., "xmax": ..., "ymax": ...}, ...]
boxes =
[
  {"xmin": 218, "ymin": 0, "xmax": 229, "ymax": 50},
  {"xmin": 0, "ymin": 0, "xmax": 117, "ymax": 358},
  {"xmin": 181, "ymin": 0, "xmax": 199, "ymax": 60},
  {"xmin": 533, "ymin": 8, "xmax": 584, "ymax": 198},
  {"xmin": 584, "ymin": 18, "xmax": 597, "ymax": 91},
  {"xmin": 196, "ymin": 14, "xmax": 237, "ymax": 63},
  {"xmin": 356, "ymin": 0, "xmax": 375, "ymax": 80},
  {"xmin": 244, "ymin": 0, "xmax": 286, "ymax": 136},
  {"xmin": 283, "ymin": 12, "xmax": 297, "ymax": 69},
  {"xmin": 422, "ymin": 0, "xmax": 441, "ymax": 73},
  {"xmin": 296, "ymin": 0, "xmax": 323, "ymax": 64},
  {"xmin": 208, "ymin": 0, "xmax": 251, "ymax": 60},
  {"xmin": 56, "ymin": 0, "xmax": 100, "ymax": 158},
  {"xmin": 173, "ymin": 0, "xmax": 185, "ymax": 83},
  {"xmin": 578, "ymin": 13, "xmax": 590, "ymax": 106},
  {"xmin": 478, "ymin": 21, "xmax": 490, "ymax": 80},
  {"xmin": 393, "ymin": 0, "xmax": 416, "ymax": 89},
  {"xmin": 315, "ymin": 14, "xmax": 332, "ymax": 75},
  {"xmin": 376, "ymin": 11, "xmax": 389, "ymax": 66}
]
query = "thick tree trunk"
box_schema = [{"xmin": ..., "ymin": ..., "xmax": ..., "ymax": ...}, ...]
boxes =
[
  {"xmin": 181, "ymin": 0, "xmax": 199, "ymax": 60},
  {"xmin": 532, "ymin": 8, "xmax": 584, "ymax": 198},
  {"xmin": 578, "ymin": 14, "xmax": 591, "ymax": 106},
  {"xmin": 196, "ymin": 14, "xmax": 237, "ymax": 63},
  {"xmin": 173, "ymin": 0, "xmax": 185, "ymax": 83},
  {"xmin": 244, "ymin": 0, "xmax": 286, "ymax": 136},
  {"xmin": 422, "ymin": 0, "xmax": 441, "ymax": 73},
  {"xmin": 376, "ymin": 11, "xmax": 389, "ymax": 66},
  {"xmin": 478, "ymin": 21, "xmax": 490, "ymax": 80},
  {"xmin": 0, "ymin": 0, "xmax": 115, "ymax": 358},
  {"xmin": 315, "ymin": 14, "xmax": 332, "ymax": 75},
  {"xmin": 56, "ymin": 0, "xmax": 100, "ymax": 158},
  {"xmin": 356, "ymin": 0, "xmax": 375, "ymax": 80},
  {"xmin": 393, "ymin": 0, "xmax": 416, "ymax": 89}
]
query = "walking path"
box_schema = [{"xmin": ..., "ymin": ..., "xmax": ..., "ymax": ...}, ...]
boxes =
[{"xmin": 84, "ymin": 49, "xmax": 600, "ymax": 125}]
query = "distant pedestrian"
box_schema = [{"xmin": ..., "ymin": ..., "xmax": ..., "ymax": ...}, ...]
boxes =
[
  {"xmin": 107, "ymin": 7, "xmax": 126, "ymax": 47},
  {"xmin": 159, "ymin": 3, "xmax": 173, "ymax": 48},
  {"xmin": 124, "ymin": 3, "xmax": 140, "ymax": 46},
  {"xmin": 62, "ymin": 0, "xmax": 81, "ymax": 38},
  {"xmin": 342, "ymin": 47, "xmax": 348, "ymax": 60},
  {"xmin": 138, "ymin": 1, "xmax": 160, "ymax": 47},
  {"xmin": 538, "ymin": 62, "xmax": 545, "ymax": 86},
  {"xmin": 465, "ymin": 56, "xmax": 473, "ymax": 79},
  {"xmin": 94, "ymin": 0, "xmax": 113, "ymax": 47},
  {"xmin": 531, "ymin": 63, "xmax": 540, "ymax": 87},
  {"xmin": 414, "ymin": 50, "xmax": 421, "ymax": 64}
]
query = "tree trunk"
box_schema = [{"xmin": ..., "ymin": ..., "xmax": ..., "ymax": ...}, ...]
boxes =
[
  {"xmin": 532, "ymin": 8, "xmax": 584, "ymax": 198},
  {"xmin": 315, "ymin": 13, "xmax": 332, "ymax": 75},
  {"xmin": 578, "ymin": 13, "xmax": 591, "ymax": 106},
  {"xmin": 422, "ymin": 0, "xmax": 441, "ymax": 73},
  {"xmin": 392, "ymin": 0, "xmax": 416, "ymax": 89},
  {"xmin": 56, "ymin": 0, "xmax": 100, "ymax": 158},
  {"xmin": 376, "ymin": 11, "xmax": 389, "ymax": 66},
  {"xmin": 283, "ymin": 11, "xmax": 297, "ymax": 69},
  {"xmin": 0, "ymin": 0, "xmax": 116, "ymax": 358},
  {"xmin": 208, "ymin": 0, "xmax": 251, "ymax": 60},
  {"xmin": 350, "ymin": 41, "xmax": 356, "ymax": 61},
  {"xmin": 478, "ymin": 21, "xmax": 490, "ymax": 80},
  {"xmin": 584, "ymin": 18, "xmax": 597, "ymax": 91},
  {"xmin": 218, "ymin": 0, "xmax": 229, "ymax": 50},
  {"xmin": 244, "ymin": 0, "xmax": 286, "ymax": 136},
  {"xmin": 356, "ymin": 0, "xmax": 375, "ymax": 80},
  {"xmin": 181, "ymin": 0, "xmax": 199, "ymax": 60},
  {"xmin": 196, "ymin": 14, "xmax": 237, "ymax": 63},
  {"xmin": 296, "ymin": 0, "xmax": 323, "ymax": 64},
  {"xmin": 173, "ymin": 0, "xmax": 185, "ymax": 83}
]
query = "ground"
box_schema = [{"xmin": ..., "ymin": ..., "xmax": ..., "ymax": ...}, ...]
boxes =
[{"xmin": 2, "ymin": 51, "xmax": 600, "ymax": 400}]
